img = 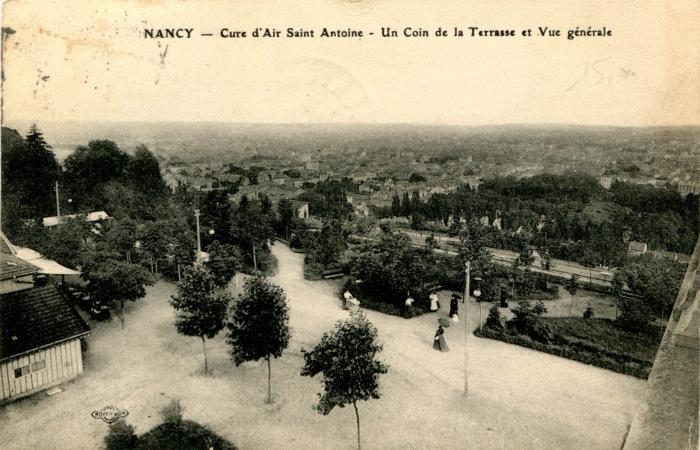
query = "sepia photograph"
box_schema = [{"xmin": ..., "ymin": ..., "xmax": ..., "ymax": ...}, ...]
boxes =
[{"xmin": 1, "ymin": 0, "xmax": 698, "ymax": 449}]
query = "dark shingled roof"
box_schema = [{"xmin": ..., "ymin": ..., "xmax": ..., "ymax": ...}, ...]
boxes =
[
  {"xmin": 0, "ymin": 231, "xmax": 14, "ymax": 255},
  {"xmin": 0, "ymin": 253, "xmax": 40, "ymax": 280},
  {"xmin": 0, "ymin": 285, "xmax": 91, "ymax": 361}
]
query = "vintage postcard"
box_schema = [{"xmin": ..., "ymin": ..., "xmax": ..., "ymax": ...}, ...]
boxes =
[{"xmin": 1, "ymin": 0, "xmax": 698, "ymax": 449}]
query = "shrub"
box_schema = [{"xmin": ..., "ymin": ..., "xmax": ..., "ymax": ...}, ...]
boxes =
[
  {"xmin": 583, "ymin": 306, "xmax": 595, "ymax": 319},
  {"xmin": 507, "ymin": 300, "xmax": 550, "ymax": 342},
  {"xmin": 304, "ymin": 261, "xmax": 324, "ymax": 280},
  {"xmin": 105, "ymin": 419, "xmax": 138, "ymax": 450},
  {"xmin": 484, "ymin": 304, "xmax": 505, "ymax": 332},
  {"xmin": 616, "ymin": 298, "xmax": 653, "ymax": 332},
  {"xmin": 161, "ymin": 399, "xmax": 184, "ymax": 425}
]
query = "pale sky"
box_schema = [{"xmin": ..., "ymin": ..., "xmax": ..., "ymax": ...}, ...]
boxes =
[{"xmin": 2, "ymin": 0, "xmax": 699, "ymax": 126}]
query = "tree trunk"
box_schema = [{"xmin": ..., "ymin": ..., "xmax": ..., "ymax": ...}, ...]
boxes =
[
  {"xmin": 202, "ymin": 336, "xmax": 208, "ymax": 375},
  {"xmin": 267, "ymin": 355, "xmax": 272, "ymax": 404},
  {"xmin": 569, "ymin": 294, "xmax": 574, "ymax": 318},
  {"xmin": 253, "ymin": 245, "xmax": 257, "ymax": 271},
  {"xmin": 177, "ymin": 264, "xmax": 181, "ymax": 282},
  {"xmin": 121, "ymin": 299, "xmax": 125, "ymax": 329},
  {"xmin": 353, "ymin": 400, "xmax": 361, "ymax": 450}
]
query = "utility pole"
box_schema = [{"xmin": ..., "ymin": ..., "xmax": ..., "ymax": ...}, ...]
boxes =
[
  {"xmin": 55, "ymin": 181, "xmax": 61, "ymax": 223},
  {"xmin": 463, "ymin": 260, "xmax": 470, "ymax": 397},
  {"xmin": 194, "ymin": 209, "xmax": 202, "ymax": 261}
]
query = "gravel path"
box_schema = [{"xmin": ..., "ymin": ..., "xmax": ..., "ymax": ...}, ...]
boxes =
[{"xmin": 0, "ymin": 242, "xmax": 646, "ymax": 449}]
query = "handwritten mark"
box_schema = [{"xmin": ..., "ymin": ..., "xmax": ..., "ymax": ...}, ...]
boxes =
[{"xmin": 567, "ymin": 59, "xmax": 636, "ymax": 91}]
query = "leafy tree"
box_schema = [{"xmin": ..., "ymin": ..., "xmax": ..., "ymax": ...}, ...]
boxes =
[
  {"xmin": 408, "ymin": 173, "xmax": 427, "ymax": 183},
  {"xmin": 233, "ymin": 197, "xmax": 275, "ymax": 270},
  {"xmin": 205, "ymin": 241, "xmax": 241, "ymax": 289},
  {"xmin": 227, "ymin": 276, "xmax": 291, "ymax": 404},
  {"xmin": 617, "ymin": 297, "xmax": 654, "ymax": 332},
  {"xmin": 565, "ymin": 274, "xmax": 580, "ymax": 317},
  {"xmin": 170, "ymin": 265, "xmax": 231, "ymax": 374},
  {"xmin": 515, "ymin": 246, "xmax": 535, "ymax": 269},
  {"xmin": 611, "ymin": 270, "xmax": 625, "ymax": 319},
  {"xmin": 277, "ymin": 198, "xmax": 296, "ymax": 239},
  {"xmin": 312, "ymin": 220, "xmax": 347, "ymax": 269},
  {"xmin": 105, "ymin": 218, "xmax": 138, "ymax": 263},
  {"xmin": 125, "ymin": 144, "xmax": 170, "ymax": 218},
  {"xmin": 170, "ymin": 223, "xmax": 197, "ymax": 281},
  {"xmin": 64, "ymin": 139, "xmax": 131, "ymax": 210},
  {"xmin": 580, "ymin": 248, "xmax": 601, "ymax": 288},
  {"xmin": 301, "ymin": 310, "xmax": 388, "ymax": 450},
  {"xmin": 81, "ymin": 251, "xmax": 155, "ymax": 328},
  {"xmin": 200, "ymin": 189, "xmax": 235, "ymax": 246},
  {"xmin": 140, "ymin": 221, "xmax": 171, "ymax": 274},
  {"xmin": 38, "ymin": 216, "xmax": 90, "ymax": 269},
  {"xmin": 538, "ymin": 247, "xmax": 553, "ymax": 284}
]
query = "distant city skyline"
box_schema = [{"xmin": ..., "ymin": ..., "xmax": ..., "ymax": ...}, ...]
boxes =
[{"xmin": 2, "ymin": 0, "xmax": 699, "ymax": 127}]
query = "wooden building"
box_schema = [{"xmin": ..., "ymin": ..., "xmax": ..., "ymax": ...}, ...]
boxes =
[
  {"xmin": 0, "ymin": 285, "xmax": 90, "ymax": 402},
  {"xmin": 0, "ymin": 231, "xmax": 91, "ymax": 403}
]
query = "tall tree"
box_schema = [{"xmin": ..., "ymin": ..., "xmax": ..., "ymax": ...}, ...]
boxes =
[
  {"xmin": 205, "ymin": 241, "xmax": 241, "ymax": 289},
  {"xmin": 81, "ymin": 251, "xmax": 155, "ymax": 328},
  {"xmin": 277, "ymin": 198, "xmax": 296, "ymax": 239},
  {"xmin": 227, "ymin": 276, "xmax": 291, "ymax": 404},
  {"xmin": 565, "ymin": 274, "xmax": 580, "ymax": 318},
  {"xmin": 1, "ymin": 125, "xmax": 60, "ymax": 226},
  {"xmin": 64, "ymin": 139, "xmax": 131, "ymax": 210},
  {"xmin": 233, "ymin": 198, "xmax": 275, "ymax": 270},
  {"xmin": 125, "ymin": 144, "xmax": 170, "ymax": 219},
  {"xmin": 171, "ymin": 223, "xmax": 197, "ymax": 281},
  {"xmin": 301, "ymin": 310, "xmax": 388, "ymax": 450},
  {"xmin": 170, "ymin": 265, "xmax": 230, "ymax": 374},
  {"xmin": 106, "ymin": 218, "xmax": 138, "ymax": 263}
]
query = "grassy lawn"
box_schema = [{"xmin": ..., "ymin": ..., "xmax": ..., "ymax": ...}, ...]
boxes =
[
  {"xmin": 542, "ymin": 317, "xmax": 663, "ymax": 364},
  {"xmin": 476, "ymin": 317, "xmax": 663, "ymax": 379}
]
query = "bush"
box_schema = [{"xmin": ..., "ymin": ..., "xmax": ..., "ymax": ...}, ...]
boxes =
[
  {"xmin": 507, "ymin": 300, "xmax": 550, "ymax": 342},
  {"xmin": 105, "ymin": 419, "xmax": 138, "ymax": 450},
  {"xmin": 137, "ymin": 420, "xmax": 237, "ymax": 450},
  {"xmin": 161, "ymin": 399, "xmax": 184, "ymax": 425},
  {"xmin": 616, "ymin": 298, "xmax": 653, "ymax": 332},
  {"xmin": 583, "ymin": 306, "xmax": 595, "ymax": 319},
  {"xmin": 304, "ymin": 261, "xmax": 324, "ymax": 280},
  {"xmin": 256, "ymin": 250, "xmax": 279, "ymax": 277},
  {"xmin": 484, "ymin": 304, "xmax": 505, "ymax": 332}
]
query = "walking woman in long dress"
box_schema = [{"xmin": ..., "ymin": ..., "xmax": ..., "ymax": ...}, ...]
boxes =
[{"xmin": 433, "ymin": 325, "xmax": 449, "ymax": 352}]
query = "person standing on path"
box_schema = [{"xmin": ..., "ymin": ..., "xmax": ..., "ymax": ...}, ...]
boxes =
[
  {"xmin": 404, "ymin": 293, "xmax": 414, "ymax": 319},
  {"xmin": 449, "ymin": 294, "xmax": 460, "ymax": 322},
  {"xmin": 429, "ymin": 291, "xmax": 439, "ymax": 312},
  {"xmin": 433, "ymin": 325, "xmax": 449, "ymax": 352}
]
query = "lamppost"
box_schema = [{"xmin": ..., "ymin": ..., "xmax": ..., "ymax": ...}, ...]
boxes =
[
  {"xmin": 194, "ymin": 209, "xmax": 202, "ymax": 261},
  {"xmin": 463, "ymin": 260, "xmax": 470, "ymax": 397}
]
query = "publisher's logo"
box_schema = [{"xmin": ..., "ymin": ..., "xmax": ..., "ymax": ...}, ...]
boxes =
[{"xmin": 91, "ymin": 405, "xmax": 129, "ymax": 424}]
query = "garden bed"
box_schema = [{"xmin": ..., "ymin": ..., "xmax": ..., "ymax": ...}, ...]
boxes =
[{"xmin": 475, "ymin": 317, "xmax": 662, "ymax": 379}]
